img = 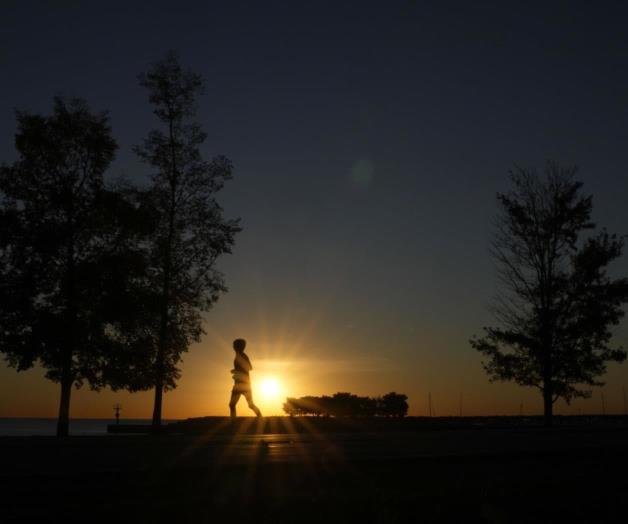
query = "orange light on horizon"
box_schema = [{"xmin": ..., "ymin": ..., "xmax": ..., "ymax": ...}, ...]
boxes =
[
  {"xmin": 253, "ymin": 376, "xmax": 283, "ymax": 415},
  {"xmin": 259, "ymin": 377, "xmax": 281, "ymax": 399}
]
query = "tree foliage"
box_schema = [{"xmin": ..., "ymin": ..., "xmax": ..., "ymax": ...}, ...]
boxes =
[
  {"xmin": 134, "ymin": 52, "xmax": 241, "ymax": 427},
  {"xmin": 470, "ymin": 162, "xmax": 628, "ymax": 424},
  {"xmin": 283, "ymin": 392, "xmax": 409, "ymax": 417},
  {"xmin": 0, "ymin": 97, "xmax": 143, "ymax": 436}
]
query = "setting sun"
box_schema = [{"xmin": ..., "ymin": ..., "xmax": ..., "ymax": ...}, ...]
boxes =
[{"xmin": 259, "ymin": 377, "xmax": 281, "ymax": 400}]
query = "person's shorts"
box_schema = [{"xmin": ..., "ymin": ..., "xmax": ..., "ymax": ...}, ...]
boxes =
[{"xmin": 232, "ymin": 381, "xmax": 251, "ymax": 393}]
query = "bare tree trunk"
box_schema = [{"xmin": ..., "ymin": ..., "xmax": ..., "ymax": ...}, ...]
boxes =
[
  {"xmin": 542, "ymin": 337, "xmax": 553, "ymax": 427},
  {"xmin": 56, "ymin": 377, "xmax": 72, "ymax": 437},
  {"xmin": 151, "ymin": 268, "xmax": 170, "ymax": 430},
  {"xmin": 58, "ymin": 206, "xmax": 76, "ymax": 438},
  {"xmin": 543, "ymin": 388, "xmax": 553, "ymax": 427},
  {"xmin": 151, "ymin": 307, "xmax": 168, "ymax": 430},
  {"xmin": 152, "ymin": 381, "xmax": 163, "ymax": 429},
  {"xmin": 151, "ymin": 115, "xmax": 177, "ymax": 431}
]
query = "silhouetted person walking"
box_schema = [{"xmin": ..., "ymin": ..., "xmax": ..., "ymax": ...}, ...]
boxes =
[{"xmin": 229, "ymin": 338, "xmax": 262, "ymax": 418}]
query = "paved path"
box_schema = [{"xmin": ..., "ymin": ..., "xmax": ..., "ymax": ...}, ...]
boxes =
[{"xmin": 3, "ymin": 427, "xmax": 627, "ymax": 473}]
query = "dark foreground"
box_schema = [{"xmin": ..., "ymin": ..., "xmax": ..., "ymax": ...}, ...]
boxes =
[
  {"xmin": 3, "ymin": 422, "xmax": 628, "ymax": 523},
  {"xmin": 109, "ymin": 414, "xmax": 628, "ymax": 434}
]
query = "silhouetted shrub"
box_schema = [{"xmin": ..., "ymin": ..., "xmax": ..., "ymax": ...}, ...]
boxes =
[{"xmin": 283, "ymin": 392, "xmax": 408, "ymax": 417}]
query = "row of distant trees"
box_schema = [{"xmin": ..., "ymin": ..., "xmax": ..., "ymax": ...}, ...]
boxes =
[
  {"xmin": 283, "ymin": 392, "xmax": 409, "ymax": 417},
  {"xmin": 0, "ymin": 52, "xmax": 240, "ymax": 436}
]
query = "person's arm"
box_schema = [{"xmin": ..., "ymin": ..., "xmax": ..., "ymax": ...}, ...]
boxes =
[{"xmin": 235, "ymin": 354, "xmax": 252, "ymax": 372}]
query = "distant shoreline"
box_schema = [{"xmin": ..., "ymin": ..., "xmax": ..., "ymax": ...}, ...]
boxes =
[
  {"xmin": 3, "ymin": 414, "xmax": 627, "ymax": 437},
  {"xmin": 0, "ymin": 418, "xmax": 179, "ymax": 437}
]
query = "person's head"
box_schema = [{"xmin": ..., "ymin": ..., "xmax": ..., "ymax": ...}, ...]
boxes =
[{"xmin": 233, "ymin": 338, "xmax": 246, "ymax": 353}]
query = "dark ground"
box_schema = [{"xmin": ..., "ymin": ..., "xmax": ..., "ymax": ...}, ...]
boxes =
[{"xmin": 3, "ymin": 418, "xmax": 628, "ymax": 523}]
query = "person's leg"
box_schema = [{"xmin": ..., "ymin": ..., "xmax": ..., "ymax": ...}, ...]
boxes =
[
  {"xmin": 244, "ymin": 390, "xmax": 262, "ymax": 417},
  {"xmin": 229, "ymin": 390, "xmax": 241, "ymax": 418}
]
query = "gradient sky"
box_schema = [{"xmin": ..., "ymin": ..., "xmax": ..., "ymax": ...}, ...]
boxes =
[{"xmin": 2, "ymin": 0, "xmax": 628, "ymax": 419}]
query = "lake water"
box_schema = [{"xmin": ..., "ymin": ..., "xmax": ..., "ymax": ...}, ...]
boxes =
[{"xmin": 0, "ymin": 418, "xmax": 178, "ymax": 436}]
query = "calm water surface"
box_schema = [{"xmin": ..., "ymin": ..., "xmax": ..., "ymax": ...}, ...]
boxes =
[{"xmin": 0, "ymin": 418, "xmax": 178, "ymax": 436}]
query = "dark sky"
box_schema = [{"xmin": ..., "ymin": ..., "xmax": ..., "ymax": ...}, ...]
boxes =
[{"xmin": 2, "ymin": 1, "xmax": 628, "ymax": 417}]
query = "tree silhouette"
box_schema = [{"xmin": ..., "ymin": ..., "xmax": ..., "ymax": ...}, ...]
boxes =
[
  {"xmin": 134, "ymin": 52, "xmax": 240, "ymax": 428},
  {"xmin": 283, "ymin": 392, "xmax": 408, "ymax": 417},
  {"xmin": 0, "ymin": 97, "xmax": 143, "ymax": 436},
  {"xmin": 378, "ymin": 392, "xmax": 409, "ymax": 418},
  {"xmin": 470, "ymin": 162, "xmax": 628, "ymax": 426}
]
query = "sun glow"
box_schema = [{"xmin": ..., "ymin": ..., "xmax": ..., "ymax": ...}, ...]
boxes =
[{"xmin": 259, "ymin": 377, "xmax": 281, "ymax": 400}]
